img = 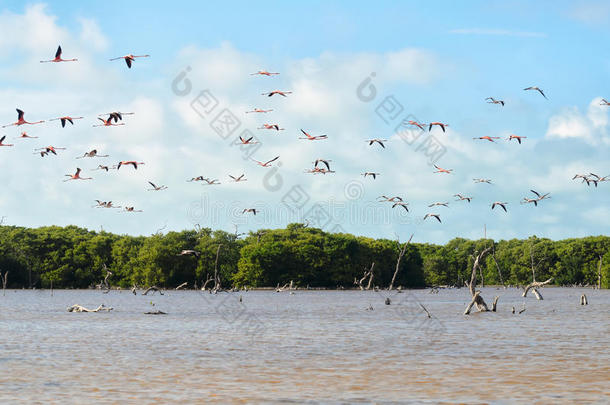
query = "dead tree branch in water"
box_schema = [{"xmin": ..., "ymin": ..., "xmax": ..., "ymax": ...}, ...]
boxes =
[
  {"xmin": 464, "ymin": 247, "xmax": 492, "ymax": 315},
  {"xmin": 580, "ymin": 294, "xmax": 588, "ymax": 305},
  {"xmin": 67, "ymin": 304, "xmax": 113, "ymax": 312},
  {"xmin": 142, "ymin": 286, "xmax": 164, "ymax": 295},
  {"xmin": 175, "ymin": 282, "xmax": 188, "ymax": 290},
  {"xmin": 201, "ymin": 273, "xmax": 214, "ymax": 291},
  {"xmin": 354, "ymin": 263, "xmax": 374, "ymax": 290},
  {"xmin": 522, "ymin": 278, "xmax": 553, "ymax": 298},
  {"xmin": 389, "ymin": 234, "xmax": 413, "ymax": 291}
]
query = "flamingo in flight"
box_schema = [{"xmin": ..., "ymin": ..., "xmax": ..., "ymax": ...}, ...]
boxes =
[
  {"xmin": 258, "ymin": 124, "xmax": 284, "ymax": 131},
  {"xmin": 238, "ymin": 136, "xmax": 258, "ymax": 144},
  {"xmin": 530, "ymin": 189, "xmax": 551, "ymax": 202},
  {"xmin": 49, "ymin": 116, "xmax": 84, "ymax": 128},
  {"xmin": 473, "ymin": 178, "xmax": 492, "ymax": 184},
  {"xmin": 365, "ymin": 139, "xmax": 387, "ymax": 148},
  {"xmin": 252, "ymin": 156, "xmax": 279, "ymax": 167},
  {"xmin": 473, "ymin": 136, "xmax": 500, "ymax": 142},
  {"xmin": 201, "ymin": 178, "xmax": 220, "ymax": 185},
  {"xmin": 485, "ymin": 97, "xmax": 505, "ymax": 106},
  {"xmin": 243, "ymin": 208, "xmax": 257, "ymax": 215},
  {"xmin": 123, "ymin": 206, "xmax": 143, "ymax": 212},
  {"xmin": 454, "ymin": 194, "xmax": 472, "ymax": 203},
  {"xmin": 92, "ymin": 165, "xmax": 114, "ymax": 172},
  {"xmin": 600, "ymin": 99, "xmax": 610, "ymax": 106},
  {"xmin": 0, "ymin": 136, "xmax": 14, "ymax": 147},
  {"xmin": 2, "ymin": 109, "xmax": 44, "ymax": 128},
  {"xmin": 35, "ymin": 146, "xmax": 66, "ymax": 157},
  {"xmin": 188, "ymin": 176, "xmax": 207, "ymax": 182},
  {"xmin": 491, "ymin": 202, "xmax": 508, "ymax": 212},
  {"xmin": 590, "ymin": 173, "xmax": 610, "ymax": 182},
  {"xmin": 64, "ymin": 168, "xmax": 92, "ymax": 181},
  {"xmin": 524, "ymin": 86, "xmax": 547, "ymax": 99},
  {"xmin": 424, "ymin": 213, "xmax": 442, "ymax": 223},
  {"xmin": 99, "ymin": 112, "xmax": 134, "ymax": 121},
  {"xmin": 378, "ymin": 196, "xmax": 403, "ymax": 202},
  {"xmin": 110, "ymin": 54, "xmax": 150, "ymax": 68},
  {"xmin": 392, "ymin": 202, "xmax": 409, "ymax": 212},
  {"xmin": 362, "ymin": 172, "xmax": 380, "ymax": 179},
  {"xmin": 77, "ymin": 150, "xmax": 109, "ymax": 159},
  {"xmin": 403, "ymin": 120, "xmax": 426, "ymax": 130},
  {"xmin": 300, "ymin": 129, "xmax": 327, "ymax": 141},
  {"xmin": 428, "ymin": 202, "xmax": 449, "ymax": 208},
  {"xmin": 507, "ymin": 135, "xmax": 527, "ymax": 144},
  {"xmin": 428, "ymin": 122, "xmax": 448, "ymax": 132},
  {"xmin": 178, "ymin": 250, "xmax": 200, "ymax": 258},
  {"xmin": 572, "ymin": 173, "xmax": 598, "ymax": 187},
  {"xmin": 93, "ymin": 200, "xmax": 121, "ymax": 209},
  {"xmin": 261, "ymin": 90, "xmax": 292, "ymax": 97},
  {"xmin": 117, "ymin": 161, "xmax": 144, "ymax": 170},
  {"xmin": 40, "ymin": 46, "xmax": 77, "ymax": 63},
  {"xmin": 251, "ymin": 70, "xmax": 279, "ymax": 76},
  {"xmin": 246, "ymin": 108, "xmax": 273, "ymax": 114},
  {"xmin": 94, "ymin": 117, "xmax": 125, "ymax": 127},
  {"xmin": 16, "ymin": 131, "xmax": 38, "ymax": 139},
  {"xmin": 433, "ymin": 165, "xmax": 453, "ymax": 174},
  {"xmin": 229, "ymin": 174, "xmax": 247, "ymax": 182},
  {"xmin": 147, "ymin": 181, "xmax": 167, "ymax": 191}
]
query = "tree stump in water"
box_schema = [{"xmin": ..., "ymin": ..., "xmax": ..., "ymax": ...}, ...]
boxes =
[{"xmin": 580, "ymin": 294, "xmax": 588, "ymax": 305}]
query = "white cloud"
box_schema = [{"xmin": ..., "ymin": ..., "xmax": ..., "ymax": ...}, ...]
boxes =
[{"xmin": 546, "ymin": 97, "xmax": 609, "ymax": 144}]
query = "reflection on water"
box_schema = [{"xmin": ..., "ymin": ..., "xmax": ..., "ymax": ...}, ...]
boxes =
[{"xmin": 0, "ymin": 288, "xmax": 608, "ymax": 403}]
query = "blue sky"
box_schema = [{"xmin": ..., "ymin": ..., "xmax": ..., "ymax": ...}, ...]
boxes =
[{"xmin": 0, "ymin": 1, "xmax": 608, "ymax": 244}]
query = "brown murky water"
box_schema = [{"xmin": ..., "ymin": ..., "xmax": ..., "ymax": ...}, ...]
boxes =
[{"xmin": 0, "ymin": 288, "xmax": 608, "ymax": 404}]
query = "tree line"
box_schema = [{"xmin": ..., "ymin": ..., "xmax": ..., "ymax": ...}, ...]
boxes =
[{"xmin": 0, "ymin": 223, "xmax": 608, "ymax": 289}]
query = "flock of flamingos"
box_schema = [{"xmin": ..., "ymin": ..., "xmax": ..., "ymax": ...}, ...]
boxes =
[{"xmin": 1, "ymin": 45, "xmax": 609, "ymax": 224}]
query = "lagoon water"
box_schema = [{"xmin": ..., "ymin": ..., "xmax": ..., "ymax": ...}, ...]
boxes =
[{"xmin": 0, "ymin": 288, "xmax": 608, "ymax": 404}]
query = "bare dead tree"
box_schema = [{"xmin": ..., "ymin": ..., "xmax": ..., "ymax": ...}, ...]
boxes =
[
  {"xmin": 212, "ymin": 244, "xmax": 223, "ymax": 292},
  {"xmin": 580, "ymin": 294, "xmax": 588, "ymax": 305},
  {"xmin": 1, "ymin": 270, "xmax": 8, "ymax": 296},
  {"xmin": 366, "ymin": 264, "xmax": 375, "ymax": 290},
  {"xmin": 131, "ymin": 284, "xmax": 137, "ymax": 295},
  {"xmin": 491, "ymin": 243, "xmax": 504, "ymax": 286},
  {"xmin": 354, "ymin": 263, "xmax": 374, "ymax": 290},
  {"xmin": 175, "ymin": 282, "xmax": 188, "ymax": 290},
  {"xmin": 491, "ymin": 295, "xmax": 499, "ymax": 312},
  {"xmin": 598, "ymin": 254, "xmax": 603, "ymax": 290},
  {"xmin": 389, "ymin": 234, "xmax": 414, "ymax": 291},
  {"xmin": 101, "ymin": 264, "xmax": 112, "ymax": 294},
  {"xmin": 521, "ymin": 241, "xmax": 552, "ymax": 300},
  {"xmin": 142, "ymin": 286, "xmax": 164, "ymax": 295},
  {"xmin": 464, "ymin": 247, "xmax": 492, "ymax": 315}
]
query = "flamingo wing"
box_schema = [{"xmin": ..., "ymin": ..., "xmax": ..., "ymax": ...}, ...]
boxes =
[
  {"xmin": 55, "ymin": 45, "xmax": 62, "ymax": 59},
  {"xmin": 125, "ymin": 57, "xmax": 132, "ymax": 68},
  {"xmin": 16, "ymin": 109, "xmax": 24, "ymax": 120},
  {"xmin": 265, "ymin": 156, "xmax": 279, "ymax": 165}
]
